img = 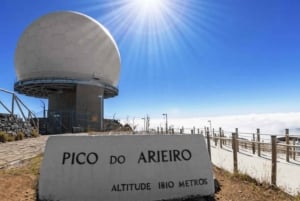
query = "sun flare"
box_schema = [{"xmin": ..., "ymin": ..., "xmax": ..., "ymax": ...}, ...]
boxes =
[
  {"xmin": 85, "ymin": 0, "xmax": 216, "ymax": 99},
  {"xmin": 127, "ymin": 0, "xmax": 170, "ymax": 23},
  {"xmin": 91, "ymin": 0, "xmax": 190, "ymax": 36},
  {"xmin": 131, "ymin": 0, "xmax": 165, "ymax": 14}
]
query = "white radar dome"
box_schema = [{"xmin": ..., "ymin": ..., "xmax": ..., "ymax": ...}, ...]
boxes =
[{"xmin": 15, "ymin": 11, "xmax": 120, "ymax": 88}]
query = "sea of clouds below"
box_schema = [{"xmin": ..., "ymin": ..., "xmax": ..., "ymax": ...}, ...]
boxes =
[{"xmin": 125, "ymin": 112, "xmax": 300, "ymax": 138}]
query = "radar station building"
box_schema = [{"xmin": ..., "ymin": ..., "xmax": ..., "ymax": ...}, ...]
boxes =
[{"xmin": 14, "ymin": 11, "xmax": 121, "ymax": 134}]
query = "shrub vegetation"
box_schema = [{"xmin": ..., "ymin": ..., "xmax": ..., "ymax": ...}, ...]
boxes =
[
  {"xmin": 0, "ymin": 129, "xmax": 39, "ymax": 143},
  {"xmin": 0, "ymin": 131, "xmax": 8, "ymax": 143}
]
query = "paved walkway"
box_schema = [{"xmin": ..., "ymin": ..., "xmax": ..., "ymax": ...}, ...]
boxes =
[
  {"xmin": 0, "ymin": 135, "xmax": 49, "ymax": 168},
  {"xmin": 0, "ymin": 133, "xmax": 91, "ymax": 168}
]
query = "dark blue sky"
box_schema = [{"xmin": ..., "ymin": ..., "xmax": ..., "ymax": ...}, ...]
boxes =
[{"xmin": 1, "ymin": 0, "xmax": 300, "ymax": 120}]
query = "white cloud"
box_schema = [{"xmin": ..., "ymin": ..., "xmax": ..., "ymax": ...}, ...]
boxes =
[{"xmin": 123, "ymin": 112, "xmax": 300, "ymax": 137}]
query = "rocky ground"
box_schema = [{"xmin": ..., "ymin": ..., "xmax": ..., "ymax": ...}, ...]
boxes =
[{"xmin": 0, "ymin": 155, "xmax": 297, "ymax": 201}]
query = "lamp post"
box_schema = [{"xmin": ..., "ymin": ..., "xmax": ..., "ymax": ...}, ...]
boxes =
[
  {"xmin": 141, "ymin": 117, "xmax": 145, "ymax": 132},
  {"xmin": 40, "ymin": 100, "xmax": 46, "ymax": 118},
  {"xmin": 98, "ymin": 95, "xmax": 104, "ymax": 131},
  {"xmin": 162, "ymin": 113, "xmax": 168, "ymax": 134},
  {"xmin": 146, "ymin": 115, "xmax": 150, "ymax": 133},
  {"xmin": 208, "ymin": 120, "xmax": 212, "ymax": 135}
]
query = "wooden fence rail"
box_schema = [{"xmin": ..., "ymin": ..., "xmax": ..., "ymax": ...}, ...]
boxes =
[
  {"xmin": 154, "ymin": 127, "xmax": 300, "ymax": 179},
  {"xmin": 202, "ymin": 128, "xmax": 300, "ymax": 189}
]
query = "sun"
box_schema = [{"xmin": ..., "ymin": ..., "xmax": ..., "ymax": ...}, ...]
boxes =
[
  {"xmin": 122, "ymin": 0, "xmax": 174, "ymax": 34},
  {"xmin": 90, "ymin": 0, "xmax": 186, "ymax": 36},
  {"xmin": 131, "ymin": 0, "xmax": 165, "ymax": 14}
]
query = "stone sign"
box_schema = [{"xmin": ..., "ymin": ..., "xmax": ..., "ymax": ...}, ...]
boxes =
[{"xmin": 39, "ymin": 135, "xmax": 214, "ymax": 201}]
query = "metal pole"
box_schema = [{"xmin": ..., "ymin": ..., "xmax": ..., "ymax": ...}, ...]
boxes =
[
  {"xmin": 208, "ymin": 120, "xmax": 212, "ymax": 135},
  {"xmin": 11, "ymin": 93, "xmax": 15, "ymax": 115},
  {"xmin": 166, "ymin": 114, "xmax": 168, "ymax": 134},
  {"xmin": 40, "ymin": 100, "xmax": 46, "ymax": 118},
  {"xmin": 98, "ymin": 96, "xmax": 104, "ymax": 131},
  {"xmin": 141, "ymin": 117, "xmax": 145, "ymax": 132},
  {"xmin": 162, "ymin": 113, "xmax": 168, "ymax": 134},
  {"xmin": 146, "ymin": 115, "xmax": 150, "ymax": 133}
]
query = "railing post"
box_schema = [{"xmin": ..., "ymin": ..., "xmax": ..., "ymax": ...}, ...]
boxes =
[
  {"xmin": 222, "ymin": 130, "xmax": 226, "ymax": 145},
  {"xmin": 232, "ymin": 133, "xmax": 238, "ymax": 174},
  {"xmin": 271, "ymin": 135, "xmax": 277, "ymax": 186},
  {"xmin": 232, "ymin": 132, "xmax": 234, "ymax": 150},
  {"xmin": 257, "ymin": 128, "xmax": 261, "ymax": 157},
  {"xmin": 206, "ymin": 129, "xmax": 211, "ymax": 160},
  {"xmin": 213, "ymin": 128, "xmax": 217, "ymax": 146},
  {"xmin": 219, "ymin": 127, "xmax": 222, "ymax": 149},
  {"xmin": 252, "ymin": 133, "xmax": 255, "ymax": 154},
  {"xmin": 293, "ymin": 139, "xmax": 296, "ymax": 160},
  {"xmin": 235, "ymin": 128, "xmax": 239, "ymax": 152},
  {"xmin": 11, "ymin": 93, "xmax": 15, "ymax": 115},
  {"xmin": 286, "ymin": 129, "xmax": 290, "ymax": 162},
  {"xmin": 206, "ymin": 128, "xmax": 211, "ymax": 160}
]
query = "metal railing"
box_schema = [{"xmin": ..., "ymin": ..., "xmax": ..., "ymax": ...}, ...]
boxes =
[{"xmin": 0, "ymin": 88, "xmax": 38, "ymax": 130}]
